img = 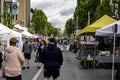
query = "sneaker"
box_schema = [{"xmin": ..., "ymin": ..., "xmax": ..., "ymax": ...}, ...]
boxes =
[
  {"xmin": 22, "ymin": 66, "xmax": 25, "ymax": 70},
  {"xmin": 27, "ymin": 66, "xmax": 29, "ymax": 69}
]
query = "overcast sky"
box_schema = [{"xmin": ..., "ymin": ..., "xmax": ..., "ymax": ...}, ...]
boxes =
[{"xmin": 30, "ymin": 0, "xmax": 77, "ymax": 31}]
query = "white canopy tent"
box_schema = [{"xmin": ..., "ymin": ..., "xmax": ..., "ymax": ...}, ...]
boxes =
[
  {"xmin": 21, "ymin": 31, "xmax": 33, "ymax": 38},
  {"xmin": 14, "ymin": 24, "xmax": 28, "ymax": 31},
  {"xmin": 0, "ymin": 23, "xmax": 22, "ymax": 50},
  {"xmin": 0, "ymin": 24, "xmax": 11, "ymax": 34},
  {"xmin": 95, "ymin": 20, "xmax": 120, "ymax": 80},
  {"xmin": 95, "ymin": 20, "xmax": 120, "ymax": 36}
]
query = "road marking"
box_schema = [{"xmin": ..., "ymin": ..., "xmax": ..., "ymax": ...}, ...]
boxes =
[{"xmin": 32, "ymin": 65, "xmax": 43, "ymax": 80}]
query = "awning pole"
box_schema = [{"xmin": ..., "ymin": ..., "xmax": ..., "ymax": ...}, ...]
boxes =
[
  {"xmin": 112, "ymin": 24, "xmax": 117, "ymax": 80},
  {"xmin": 112, "ymin": 33, "xmax": 115, "ymax": 80}
]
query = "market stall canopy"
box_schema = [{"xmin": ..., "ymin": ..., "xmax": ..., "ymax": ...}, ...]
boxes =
[
  {"xmin": 14, "ymin": 24, "xmax": 28, "ymax": 31},
  {"xmin": 0, "ymin": 23, "xmax": 11, "ymax": 34},
  {"xmin": 33, "ymin": 34, "xmax": 41, "ymax": 38},
  {"xmin": 21, "ymin": 31, "xmax": 33, "ymax": 38},
  {"xmin": 76, "ymin": 15, "xmax": 116, "ymax": 36},
  {"xmin": 0, "ymin": 23, "xmax": 21, "ymax": 37},
  {"xmin": 95, "ymin": 20, "xmax": 120, "ymax": 36},
  {"xmin": 0, "ymin": 23, "xmax": 22, "ymax": 49}
]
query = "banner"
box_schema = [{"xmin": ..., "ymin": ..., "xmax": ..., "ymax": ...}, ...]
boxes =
[{"xmin": 12, "ymin": 2, "xmax": 18, "ymax": 14}]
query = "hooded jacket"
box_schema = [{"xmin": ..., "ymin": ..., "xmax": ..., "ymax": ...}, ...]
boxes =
[
  {"xmin": 41, "ymin": 44, "xmax": 63, "ymax": 71},
  {"xmin": 4, "ymin": 46, "xmax": 25, "ymax": 77}
]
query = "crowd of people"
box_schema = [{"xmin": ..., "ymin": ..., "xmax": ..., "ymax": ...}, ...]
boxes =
[{"xmin": 0, "ymin": 37, "xmax": 63, "ymax": 80}]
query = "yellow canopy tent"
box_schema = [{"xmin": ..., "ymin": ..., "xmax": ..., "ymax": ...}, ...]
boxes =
[{"xmin": 76, "ymin": 15, "xmax": 116, "ymax": 36}]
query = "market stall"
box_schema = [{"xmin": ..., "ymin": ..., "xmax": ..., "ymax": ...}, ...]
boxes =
[
  {"xmin": 21, "ymin": 31, "xmax": 33, "ymax": 38},
  {"xmin": 0, "ymin": 23, "xmax": 22, "ymax": 50},
  {"xmin": 95, "ymin": 20, "xmax": 120, "ymax": 80},
  {"xmin": 95, "ymin": 20, "xmax": 120, "ymax": 64},
  {"xmin": 76, "ymin": 15, "xmax": 116, "ymax": 36},
  {"xmin": 77, "ymin": 40, "xmax": 99, "ymax": 69},
  {"xmin": 96, "ymin": 20, "xmax": 120, "ymax": 36}
]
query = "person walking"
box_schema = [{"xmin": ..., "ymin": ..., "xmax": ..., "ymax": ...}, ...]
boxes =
[
  {"xmin": 35, "ymin": 40, "xmax": 46, "ymax": 69},
  {"xmin": 40, "ymin": 38, "xmax": 63, "ymax": 80},
  {"xmin": 4, "ymin": 37, "xmax": 25, "ymax": 80},
  {"xmin": 0, "ymin": 42, "xmax": 3, "ymax": 69},
  {"xmin": 22, "ymin": 38, "xmax": 32, "ymax": 69}
]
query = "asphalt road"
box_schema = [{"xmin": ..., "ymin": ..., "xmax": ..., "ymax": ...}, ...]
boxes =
[
  {"xmin": 0, "ymin": 46, "xmax": 116, "ymax": 80},
  {"xmin": 32, "ymin": 50, "xmax": 114, "ymax": 80},
  {"xmin": 60, "ymin": 51, "xmax": 113, "ymax": 80}
]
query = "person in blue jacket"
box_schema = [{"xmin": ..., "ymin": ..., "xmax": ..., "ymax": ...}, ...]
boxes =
[{"xmin": 40, "ymin": 38, "xmax": 63, "ymax": 80}]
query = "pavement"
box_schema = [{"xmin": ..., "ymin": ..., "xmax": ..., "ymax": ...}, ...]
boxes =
[
  {"xmin": 59, "ymin": 51, "xmax": 114, "ymax": 80},
  {"xmin": 0, "ymin": 45, "xmax": 117, "ymax": 80}
]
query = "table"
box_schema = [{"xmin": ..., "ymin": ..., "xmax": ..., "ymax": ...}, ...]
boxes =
[{"xmin": 95, "ymin": 56, "xmax": 120, "ymax": 63}]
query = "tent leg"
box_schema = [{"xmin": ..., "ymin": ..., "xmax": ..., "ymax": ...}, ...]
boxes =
[{"xmin": 112, "ymin": 33, "xmax": 115, "ymax": 80}]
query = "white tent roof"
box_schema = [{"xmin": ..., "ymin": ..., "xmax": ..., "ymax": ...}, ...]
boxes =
[
  {"xmin": 0, "ymin": 23, "xmax": 22, "ymax": 49},
  {"xmin": 95, "ymin": 20, "xmax": 120, "ymax": 36},
  {"xmin": 0, "ymin": 23, "xmax": 21, "ymax": 37},
  {"xmin": 21, "ymin": 31, "xmax": 33, "ymax": 38},
  {"xmin": 0, "ymin": 23, "xmax": 11, "ymax": 34},
  {"xmin": 14, "ymin": 24, "xmax": 28, "ymax": 31}
]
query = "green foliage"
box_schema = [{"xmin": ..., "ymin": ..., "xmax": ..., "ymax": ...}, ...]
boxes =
[
  {"xmin": 2, "ymin": 6, "xmax": 14, "ymax": 29},
  {"xmin": 72, "ymin": 0, "xmax": 118, "ymax": 31},
  {"xmin": 65, "ymin": 0, "xmax": 120, "ymax": 35},
  {"xmin": 74, "ymin": 0, "xmax": 101, "ymax": 30},
  {"xmin": 28, "ymin": 26, "xmax": 35, "ymax": 34},
  {"xmin": 65, "ymin": 18, "xmax": 75, "ymax": 35},
  {"xmin": 31, "ymin": 9, "xmax": 62, "ymax": 37},
  {"xmin": 31, "ymin": 9, "xmax": 47, "ymax": 35},
  {"xmin": 96, "ymin": 0, "xmax": 112, "ymax": 19},
  {"xmin": 47, "ymin": 22, "xmax": 62, "ymax": 37}
]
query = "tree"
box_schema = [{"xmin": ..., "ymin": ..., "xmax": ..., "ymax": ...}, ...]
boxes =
[
  {"xmin": 28, "ymin": 26, "xmax": 35, "ymax": 34},
  {"xmin": 31, "ymin": 9, "xmax": 62, "ymax": 37},
  {"xmin": 31, "ymin": 9, "xmax": 47, "ymax": 35},
  {"xmin": 47, "ymin": 22, "xmax": 62, "ymax": 37},
  {"xmin": 74, "ymin": 0, "xmax": 101, "ymax": 29},
  {"xmin": 2, "ymin": 5, "xmax": 14, "ymax": 29},
  {"xmin": 96, "ymin": 0, "xmax": 112, "ymax": 19},
  {"xmin": 65, "ymin": 18, "xmax": 75, "ymax": 35}
]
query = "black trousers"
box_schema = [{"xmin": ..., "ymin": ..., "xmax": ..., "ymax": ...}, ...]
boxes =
[
  {"xmin": 6, "ymin": 75, "xmax": 22, "ymax": 80},
  {"xmin": 115, "ymin": 64, "xmax": 120, "ymax": 80}
]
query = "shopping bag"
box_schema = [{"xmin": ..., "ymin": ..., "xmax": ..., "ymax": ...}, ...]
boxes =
[
  {"xmin": 0, "ymin": 68, "xmax": 5, "ymax": 78},
  {"xmin": 66, "ymin": 45, "xmax": 70, "ymax": 51}
]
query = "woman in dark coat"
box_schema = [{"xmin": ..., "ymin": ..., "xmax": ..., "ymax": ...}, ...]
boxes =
[{"xmin": 36, "ymin": 40, "xmax": 46, "ymax": 69}]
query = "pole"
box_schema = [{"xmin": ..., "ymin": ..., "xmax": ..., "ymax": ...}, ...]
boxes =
[
  {"xmin": 87, "ymin": 11, "xmax": 90, "ymax": 25},
  {"xmin": 112, "ymin": 33, "xmax": 115, "ymax": 80},
  {"xmin": 112, "ymin": 24, "xmax": 117, "ymax": 80}
]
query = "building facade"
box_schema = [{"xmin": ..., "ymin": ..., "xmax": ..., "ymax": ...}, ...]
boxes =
[
  {"xmin": 0, "ymin": 0, "xmax": 30, "ymax": 28},
  {"xmin": 18, "ymin": 0, "xmax": 30, "ymax": 27}
]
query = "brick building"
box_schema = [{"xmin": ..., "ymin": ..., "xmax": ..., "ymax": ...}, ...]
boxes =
[{"xmin": 0, "ymin": 0, "xmax": 30, "ymax": 28}]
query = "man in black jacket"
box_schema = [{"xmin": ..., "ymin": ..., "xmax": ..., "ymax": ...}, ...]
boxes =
[{"xmin": 40, "ymin": 38, "xmax": 63, "ymax": 80}]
